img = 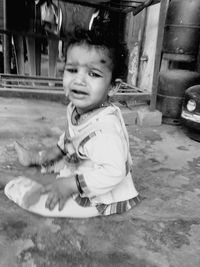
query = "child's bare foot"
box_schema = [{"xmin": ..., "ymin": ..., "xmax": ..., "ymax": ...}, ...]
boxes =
[{"xmin": 14, "ymin": 141, "xmax": 35, "ymax": 167}]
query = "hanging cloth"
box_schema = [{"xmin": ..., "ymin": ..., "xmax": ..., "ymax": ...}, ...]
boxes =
[{"xmin": 41, "ymin": 0, "xmax": 62, "ymax": 36}]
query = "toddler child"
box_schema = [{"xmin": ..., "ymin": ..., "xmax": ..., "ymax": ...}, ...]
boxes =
[{"xmin": 4, "ymin": 28, "xmax": 140, "ymax": 218}]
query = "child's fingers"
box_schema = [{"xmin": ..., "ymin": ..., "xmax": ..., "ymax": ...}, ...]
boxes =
[
  {"xmin": 58, "ymin": 197, "xmax": 66, "ymax": 211},
  {"xmin": 45, "ymin": 192, "xmax": 59, "ymax": 210}
]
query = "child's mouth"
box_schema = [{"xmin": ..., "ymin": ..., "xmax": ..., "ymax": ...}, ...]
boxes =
[{"xmin": 71, "ymin": 89, "xmax": 88, "ymax": 96}]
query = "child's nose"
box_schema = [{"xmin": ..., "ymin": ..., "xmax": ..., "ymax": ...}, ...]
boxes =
[{"xmin": 73, "ymin": 71, "xmax": 86, "ymax": 85}]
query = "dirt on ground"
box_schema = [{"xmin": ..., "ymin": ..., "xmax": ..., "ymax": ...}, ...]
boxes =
[{"xmin": 1, "ymin": 97, "xmax": 200, "ymax": 267}]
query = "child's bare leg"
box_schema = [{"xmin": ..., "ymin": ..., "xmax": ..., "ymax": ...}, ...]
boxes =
[{"xmin": 14, "ymin": 141, "xmax": 41, "ymax": 167}]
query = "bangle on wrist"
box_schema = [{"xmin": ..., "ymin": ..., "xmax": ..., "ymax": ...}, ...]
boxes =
[
  {"xmin": 75, "ymin": 174, "xmax": 83, "ymax": 194},
  {"xmin": 57, "ymin": 144, "xmax": 66, "ymax": 155}
]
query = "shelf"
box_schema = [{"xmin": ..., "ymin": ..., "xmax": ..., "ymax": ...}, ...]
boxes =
[{"xmin": 0, "ymin": 74, "xmax": 150, "ymax": 102}]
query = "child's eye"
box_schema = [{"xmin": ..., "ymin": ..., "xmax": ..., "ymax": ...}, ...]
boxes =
[
  {"xmin": 65, "ymin": 68, "xmax": 77, "ymax": 73},
  {"xmin": 89, "ymin": 71, "xmax": 102, "ymax": 78}
]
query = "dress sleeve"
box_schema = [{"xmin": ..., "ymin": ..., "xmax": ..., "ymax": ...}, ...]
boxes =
[
  {"xmin": 77, "ymin": 133, "xmax": 128, "ymax": 198},
  {"xmin": 57, "ymin": 132, "xmax": 66, "ymax": 152}
]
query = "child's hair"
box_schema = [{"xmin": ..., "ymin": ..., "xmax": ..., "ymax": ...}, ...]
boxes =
[{"xmin": 65, "ymin": 28, "xmax": 129, "ymax": 83}]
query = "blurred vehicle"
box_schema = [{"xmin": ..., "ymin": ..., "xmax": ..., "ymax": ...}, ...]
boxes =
[{"xmin": 181, "ymin": 85, "xmax": 200, "ymax": 141}]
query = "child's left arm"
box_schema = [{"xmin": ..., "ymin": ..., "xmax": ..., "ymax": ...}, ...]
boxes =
[
  {"xmin": 41, "ymin": 175, "xmax": 78, "ymax": 211},
  {"xmin": 78, "ymin": 133, "xmax": 129, "ymax": 198}
]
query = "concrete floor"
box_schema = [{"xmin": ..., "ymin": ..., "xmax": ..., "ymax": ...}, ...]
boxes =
[{"xmin": 1, "ymin": 97, "xmax": 200, "ymax": 267}]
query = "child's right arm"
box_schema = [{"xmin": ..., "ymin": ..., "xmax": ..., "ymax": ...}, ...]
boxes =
[
  {"xmin": 39, "ymin": 131, "xmax": 69, "ymax": 166},
  {"xmin": 39, "ymin": 145, "xmax": 65, "ymax": 167}
]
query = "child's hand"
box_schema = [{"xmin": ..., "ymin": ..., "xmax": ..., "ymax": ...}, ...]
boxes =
[
  {"xmin": 39, "ymin": 146, "xmax": 62, "ymax": 166},
  {"xmin": 42, "ymin": 176, "xmax": 77, "ymax": 211}
]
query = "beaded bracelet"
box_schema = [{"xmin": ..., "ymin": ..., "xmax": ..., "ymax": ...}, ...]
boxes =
[{"xmin": 75, "ymin": 174, "xmax": 83, "ymax": 194}]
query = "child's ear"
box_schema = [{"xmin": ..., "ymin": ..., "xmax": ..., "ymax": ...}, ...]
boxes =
[{"xmin": 108, "ymin": 79, "xmax": 122, "ymax": 97}]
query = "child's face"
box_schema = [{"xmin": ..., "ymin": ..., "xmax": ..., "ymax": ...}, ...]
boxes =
[{"xmin": 63, "ymin": 44, "xmax": 113, "ymax": 114}]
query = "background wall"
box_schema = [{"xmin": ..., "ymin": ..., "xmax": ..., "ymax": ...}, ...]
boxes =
[{"xmin": 126, "ymin": 3, "xmax": 160, "ymax": 93}]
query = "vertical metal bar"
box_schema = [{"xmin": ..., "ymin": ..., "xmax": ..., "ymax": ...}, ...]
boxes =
[
  {"xmin": 3, "ymin": 0, "xmax": 10, "ymax": 73},
  {"xmin": 149, "ymin": 0, "xmax": 170, "ymax": 111},
  {"xmin": 136, "ymin": 8, "xmax": 147, "ymax": 86}
]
